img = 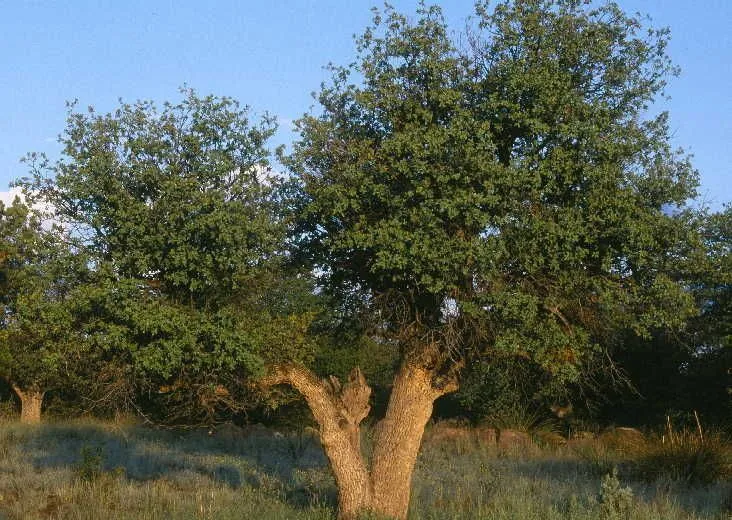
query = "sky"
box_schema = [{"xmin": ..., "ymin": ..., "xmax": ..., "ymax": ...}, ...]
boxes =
[{"xmin": 1, "ymin": 1, "xmax": 730, "ymax": 209}]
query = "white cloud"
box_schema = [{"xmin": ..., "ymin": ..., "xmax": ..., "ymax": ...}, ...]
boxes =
[
  {"xmin": 0, "ymin": 187, "xmax": 25, "ymax": 207},
  {"xmin": 0, "ymin": 187, "xmax": 60, "ymax": 230}
]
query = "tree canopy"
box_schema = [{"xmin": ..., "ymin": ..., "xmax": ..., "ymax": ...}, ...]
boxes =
[
  {"xmin": 21, "ymin": 90, "xmax": 319, "ymax": 422},
  {"xmin": 271, "ymin": 2, "xmax": 707, "ymax": 517},
  {"xmin": 0, "ymin": 198, "xmax": 100, "ymax": 421},
  {"xmin": 288, "ymin": 0, "xmax": 698, "ymax": 387}
]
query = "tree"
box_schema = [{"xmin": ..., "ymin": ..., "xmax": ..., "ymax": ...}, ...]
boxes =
[
  {"xmin": 0, "ymin": 198, "xmax": 95, "ymax": 422},
  {"xmin": 22, "ymin": 89, "xmax": 319, "ymax": 423},
  {"xmin": 277, "ymin": 2, "xmax": 699, "ymax": 518},
  {"xmin": 589, "ymin": 206, "xmax": 730, "ymax": 429},
  {"xmin": 676, "ymin": 206, "xmax": 731, "ymax": 425}
]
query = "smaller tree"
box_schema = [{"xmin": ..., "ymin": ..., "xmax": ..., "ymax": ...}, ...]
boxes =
[
  {"xmin": 0, "ymin": 198, "xmax": 95, "ymax": 422},
  {"xmin": 589, "ymin": 206, "xmax": 731, "ymax": 429},
  {"xmin": 679, "ymin": 206, "xmax": 731, "ymax": 425},
  {"xmin": 20, "ymin": 89, "xmax": 322, "ymax": 424}
]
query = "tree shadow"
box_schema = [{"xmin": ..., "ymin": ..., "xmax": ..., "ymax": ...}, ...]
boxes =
[{"xmin": 14, "ymin": 422, "xmax": 336, "ymax": 509}]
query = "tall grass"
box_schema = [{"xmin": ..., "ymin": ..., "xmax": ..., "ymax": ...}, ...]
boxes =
[
  {"xmin": 0, "ymin": 419, "xmax": 727, "ymax": 519},
  {"xmin": 633, "ymin": 429, "xmax": 732, "ymax": 486}
]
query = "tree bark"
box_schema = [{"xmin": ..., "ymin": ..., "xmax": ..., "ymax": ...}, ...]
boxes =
[
  {"xmin": 370, "ymin": 363, "xmax": 453, "ymax": 519},
  {"xmin": 262, "ymin": 358, "xmax": 458, "ymax": 520},
  {"xmin": 11, "ymin": 385, "xmax": 44, "ymax": 424},
  {"xmin": 261, "ymin": 365, "xmax": 373, "ymax": 518}
]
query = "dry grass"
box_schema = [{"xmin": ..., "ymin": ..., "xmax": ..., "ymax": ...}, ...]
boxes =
[
  {"xmin": 0, "ymin": 418, "xmax": 727, "ymax": 519},
  {"xmin": 632, "ymin": 430, "xmax": 732, "ymax": 485}
]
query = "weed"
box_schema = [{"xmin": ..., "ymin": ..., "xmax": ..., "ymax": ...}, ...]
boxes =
[
  {"xmin": 633, "ymin": 430, "xmax": 731, "ymax": 485},
  {"xmin": 483, "ymin": 404, "xmax": 557, "ymax": 434},
  {"xmin": 575, "ymin": 442, "xmax": 618, "ymax": 477},
  {"xmin": 598, "ymin": 467, "xmax": 635, "ymax": 520},
  {"xmin": 0, "ymin": 430, "xmax": 17, "ymax": 460},
  {"xmin": 74, "ymin": 444, "xmax": 103, "ymax": 482},
  {"xmin": 0, "ymin": 419, "xmax": 727, "ymax": 519}
]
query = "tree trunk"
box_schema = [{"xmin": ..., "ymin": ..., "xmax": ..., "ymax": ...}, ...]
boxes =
[
  {"xmin": 11, "ymin": 385, "xmax": 44, "ymax": 424},
  {"xmin": 262, "ymin": 358, "xmax": 458, "ymax": 520},
  {"xmin": 370, "ymin": 364, "xmax": 447, "ymax": 519},
  {"xmin": 261, "ymin": 365, "xmax": 373, "ymax": 517}
]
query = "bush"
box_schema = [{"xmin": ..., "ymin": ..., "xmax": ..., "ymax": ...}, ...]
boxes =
[
  {"xmin": 481, "ymin": 403, "xmax": 556, "ymax": 434},
  {"xmin": 599, "ymin": 467, "xmax": 635, "ymax": 520},
  {"xmin": 74, "ymin": 445, "xmax": 104, "ymax": 482}
]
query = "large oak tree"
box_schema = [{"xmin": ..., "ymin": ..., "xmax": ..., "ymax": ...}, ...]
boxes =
[{"xmin": 276, "ymin": 1, "xmax": 699, "ymax": 518}]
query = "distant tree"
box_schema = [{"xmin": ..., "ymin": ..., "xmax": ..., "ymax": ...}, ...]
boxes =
[
  {"xmin": 673, "ymin": 207, "xmax": 730, "ymax": 425},
  {"xmin": 0, "ymin": 198, "xmax": 96, "ymax": 422},
  {"xmin": 273, "ymin": 2, "xmax": 699, "ymax": 518},
  {"xmin": 692, "ymin": 206, "xmax": 731, "ymax": 349},
  {"xmin": 589, "ymin": 206, "xmax": 730, "ymax": 429},
  {"xmin": 22, "ymin": 89, "xmax": 319, "ymax": 423}
]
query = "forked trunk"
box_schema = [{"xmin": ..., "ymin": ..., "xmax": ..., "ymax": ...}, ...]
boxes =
[
  {"xmin": 262, "ymin": 359, "xmax": 458, "ymax": 520},
  {"xmin": 11, "ymin": 385, "xmax": 44, "ymax": 424}
]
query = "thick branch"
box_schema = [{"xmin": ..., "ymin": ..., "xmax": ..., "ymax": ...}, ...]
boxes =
[
  {"xmin": 547, "ymin": 304, "xmax": 574, "ymax": 335},
  {"xmin": 261, "ymin": 364, "xmax": 373, "ymax": 518},
  {"xmin": 261, "ymin": 364, "xmax": 371, "ymax": 446},
  {"xmin": 430, "ymin": 358, "xmax": 464, "ymax": 398}
]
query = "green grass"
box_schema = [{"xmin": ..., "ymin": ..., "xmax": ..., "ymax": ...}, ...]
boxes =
[{"xmin": 0, "ymin": 419, "xmax": 728, "ymax": 519}]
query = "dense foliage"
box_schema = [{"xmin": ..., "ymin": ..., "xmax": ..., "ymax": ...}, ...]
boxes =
[
  {"xmin": 19, "ymin": 90, "xmax": 320, "ymax": 422},
  {"xmin": 0, "ymin": 198, "xmax": 100, "ymax": 407},
  {"xmin": 288, "ymin": 0, "xmax": 700, "ymax": 398},
  {"xmin": 0, "ymin": 1, "xmax": 726, "ymax": 436}
]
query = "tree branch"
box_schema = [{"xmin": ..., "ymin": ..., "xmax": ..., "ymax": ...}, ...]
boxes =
[{"xmin": 260, "ymin": 364, "xmax": 371, "ymax": 444}]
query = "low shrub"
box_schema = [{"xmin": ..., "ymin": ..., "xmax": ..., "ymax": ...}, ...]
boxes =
[
  {"xmin": 599, "ymin": 467, "xmax": 635, "ymax": 520},
  {"xmin": 74, "ymin": 444, "xmax": 104, "ymax": 482}
]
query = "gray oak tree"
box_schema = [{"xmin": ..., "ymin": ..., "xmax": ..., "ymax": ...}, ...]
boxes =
[
  {"xmin": 277, "ymin": 2, "xmax": 699, "ymax": 518},
  {"xmin": 22, "ymin": 90, "xmax": 319, "ymax": 423}
]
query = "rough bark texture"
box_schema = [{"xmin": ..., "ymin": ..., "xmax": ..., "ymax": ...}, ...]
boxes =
[
  {"xmin": 11, "ymin": 385, "xmax": 44, "ymax": 424},
  {"xmin": 370, "ymin": 363, "xmax": 449, "ymax": 519},
  {"xmin": 261, "ymin": 365, "xmax": 373, "ymax": 518},
  {"xmin": 262, "ymin": 358, "xmax": 458, "ymax": 520}
]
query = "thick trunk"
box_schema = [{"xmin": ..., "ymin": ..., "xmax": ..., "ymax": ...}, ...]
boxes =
[
  {"xmin": 370, "ymin": 364, "xmax": 444, "ymax": 519},
  {"xmin": 11, "ymin": 385, "xmax": 44, "ymax": 424},
  {"xmin": 261, "ymin": 365, "xmax": 373, "ymax": 518},
  {"xmin": 262, "ymin": 358, "xmax": 458, "ymax": 520}
]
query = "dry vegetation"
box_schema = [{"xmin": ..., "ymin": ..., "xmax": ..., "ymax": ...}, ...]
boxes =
[{"xmin": 0, "ymin": 418, "xmax": 728, "ymax": 519}]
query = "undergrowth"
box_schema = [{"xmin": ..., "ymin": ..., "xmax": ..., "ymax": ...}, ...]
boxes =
[{"xmin": 632, "ymin": 430, "xmax": 731, "ymax": 485}]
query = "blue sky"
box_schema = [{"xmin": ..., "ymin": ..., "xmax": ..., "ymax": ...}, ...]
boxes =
[{"xmin": 2, "ymin": 1, "xmax": 730, "ymax": 209}]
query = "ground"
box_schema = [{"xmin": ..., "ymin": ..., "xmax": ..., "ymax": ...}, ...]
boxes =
[{"xmin": 0, "ymin": 419, "xmax": 728, "ymax": 519}]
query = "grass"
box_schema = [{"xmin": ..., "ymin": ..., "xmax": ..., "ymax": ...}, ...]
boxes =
[
  {"xmin": 0, "ymin": 418, "xmax": 727, "ymax": 519},
  {"xmin": 632, "ymin": 429, "xmax": 732, "ymax": 486}
]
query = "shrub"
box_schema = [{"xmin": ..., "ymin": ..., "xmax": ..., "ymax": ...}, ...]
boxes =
[
  {"xmin": 482, "ymin": 403, "xmax": 556, "ymax": 434},
  {"xmin": 74, "ymin": 444, "xmax": 103, "ymax": 482},
  {"xmin": 598, "ymin": 467, "xmax": 635, "ymax": 520}
]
